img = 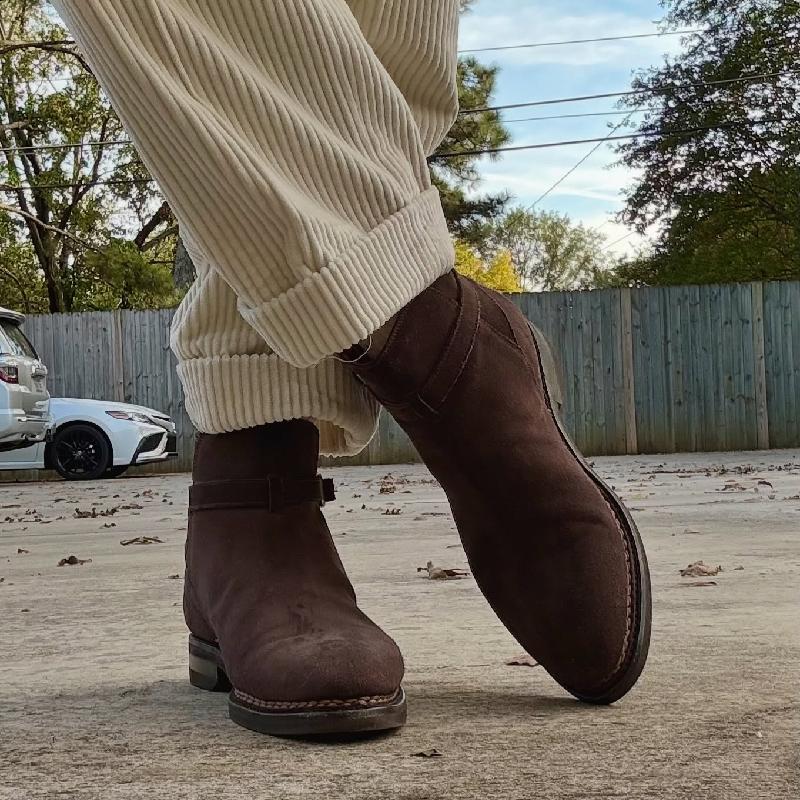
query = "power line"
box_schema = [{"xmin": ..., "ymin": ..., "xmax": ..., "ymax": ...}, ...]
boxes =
[
  {"xmin": 0, "ymin": 138, "xmax": 131, "ymax": 155},
  {"xmin": 0, "ymin": 118, "xmax": 787, "ymax": 191},
  {"xmin": 458, "ymin": 69, "xmax": 800, "ymax": 115},
  {"xmin": 602, "ymin": 231, "xmax": 637, "ymax": 252},
  {"xmin": 432, "ymin": 118, "xmax": 783, "ymax": 159},
  {"xmin": 10, "ymin": 31, "xmax": 699, "ymax": 58},
  {"xmin": 0, "ymin": 113, "xmax": 650, "ymax": 156},
  {"xmin": 1, "ymin": 177, "xmax": 154, "ymax": 191},
  {"xmin": 458, "ymin": 29, "xmax": 702, "ymax": 54},
  {"xmin": 528, "ymin": 114, "xmax": 634, "ymax": 209},
  {"xmin": 2, "ymin": 72, "xmax": 793, "ymax": 157},
  {"xmin": 504, "ymin": 109, "xmax": 655, "ymax": 124}
]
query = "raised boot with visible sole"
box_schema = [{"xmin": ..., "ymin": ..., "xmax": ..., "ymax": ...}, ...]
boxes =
[
  {"xmin": 347, "ymin": 270, "xmax": 651, "ymax": 704},
  {"xmin": 184, "ymin": 421, "xmax": 406, "ymax": 736}
]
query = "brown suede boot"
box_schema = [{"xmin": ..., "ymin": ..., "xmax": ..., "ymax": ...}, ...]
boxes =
[
  {"xmin": 184, "ymin": 421, "xmax": 406, "ymax": 736},
  {"xmin": 346, "ymin": 270, "xmax": 651, "ymax": 704}
]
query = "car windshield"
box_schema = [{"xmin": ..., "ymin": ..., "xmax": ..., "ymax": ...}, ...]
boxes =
[{"xmin": 0, "ymin": 320, "xmax": 38, "ymax": 358}]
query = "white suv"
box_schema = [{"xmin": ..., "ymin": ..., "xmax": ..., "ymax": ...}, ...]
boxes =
[{"xmin": 0, "ymin": 308, "xmax": 51, "ymax": 452}]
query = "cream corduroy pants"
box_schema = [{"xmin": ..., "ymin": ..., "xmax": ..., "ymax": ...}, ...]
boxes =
[{"xmin": 52, "ymin": 1, "xmax": 460, "ymax": 455}]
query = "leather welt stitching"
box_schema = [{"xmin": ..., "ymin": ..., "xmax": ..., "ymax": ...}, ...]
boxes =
[{"xmin": 233, "ymin": 689, "xmax": 399, "ymax": 711}]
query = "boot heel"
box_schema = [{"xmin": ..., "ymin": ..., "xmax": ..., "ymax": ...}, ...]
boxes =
[{"xmin": 188, "ymin": 635, "xmax": 231, "ymax": 692}]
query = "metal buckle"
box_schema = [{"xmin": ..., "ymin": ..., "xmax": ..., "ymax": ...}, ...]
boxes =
[{"xmin": 320, "ymin": 477, "xmax": 335, "ymax": 506}]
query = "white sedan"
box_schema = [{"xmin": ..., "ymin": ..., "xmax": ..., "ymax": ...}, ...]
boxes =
[{"xmin": 0, "ymin": 398, "xmax": 177, "ymax": 480}]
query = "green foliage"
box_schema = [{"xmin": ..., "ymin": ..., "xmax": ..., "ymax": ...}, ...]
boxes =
[
  {"xmin": 431, "ymin": 57, "xmax": 511, "ymax": 245},
  {"xmin": 483, "ymin": 207, "xmax": 610, "ymax": 291},
  {"xmin": 84, "ymin": 240, "xmax": 181, "ymax": 310},
  {"xmin": 0, "ymin": 0, "xmax": 179, "ymax": 312},
  {"xmin": 615, "ymin": 0, "xmax": 800, "ymax": 284}
]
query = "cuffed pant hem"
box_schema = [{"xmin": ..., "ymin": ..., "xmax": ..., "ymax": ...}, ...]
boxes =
[
  {"xmin": 239, "ymin": 186, "xmax": 454, "ymax": 368},
  {"xmin": 177, "ymin": 354, "xmax": 379, "ymax": 457}
]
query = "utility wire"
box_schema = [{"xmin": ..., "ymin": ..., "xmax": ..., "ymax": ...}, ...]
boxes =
[
  {"xmin": 2, "ymin": 72, "xmax": 793, "ymax": 157},
  {"xmin": 0, "ymin": 138, "xmax": 131, "ymax": 155},
  {"xmin": 458, "ymin": 29, "xmax": 702, "ymax": 54},
  {"xmin": 432, "ymin": 118, "xmax": 783, "ymax": 159},
  {"xmin": 458, "ymin": 69, "xmax": 800, "ymax": 115},
  {"xmin": 0, "ymin": 111, "xmax": 648, "ymax": 155},
  {"xmin": 1, "ymin": 118, "xmax": 786, "ymax": 190},
  {"xmin": 505, "ymin": 109, "xmax": 655, "ymax": 124},
  {"xmin": 528, "ymin": 113, "xmax": 634, "ymax": 209},
  {"xmin": 8, "ymin": 30, "xmax": 700, "ymax": 57},
  {"xmin": 602, "ymin": 231, "xmax": 637, "ymax": 252}
]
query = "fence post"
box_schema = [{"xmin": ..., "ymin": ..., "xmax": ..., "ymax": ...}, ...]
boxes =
[
  {"xmin": 620, "ymin": 288, "xmax": 639, "ymax": 454},
  {"xmin": 111, "ymin": 310, "xmax": 125, "ymax": 402},
  {"xmin": 751, "ymin": 282, "xmax": 770, "ymax": 450}
]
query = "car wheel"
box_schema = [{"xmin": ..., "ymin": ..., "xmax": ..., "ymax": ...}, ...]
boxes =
[
  {"xmin": 52, "ymin": 424, "xmax": 111, "ymax": 481},
  {"xmin": 106, "ymin": 466, "xmax": 129, "ymax": 479}
]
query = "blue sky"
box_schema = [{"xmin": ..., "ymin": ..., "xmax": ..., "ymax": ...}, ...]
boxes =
[{"xmin": 459, "ymin": 0, "xmax": 682, "ymax": 254}]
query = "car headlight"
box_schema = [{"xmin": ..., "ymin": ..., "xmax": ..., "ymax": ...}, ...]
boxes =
[{"xmin": 106, "ymin": 410, "xmax": 154, "ymax": 424}]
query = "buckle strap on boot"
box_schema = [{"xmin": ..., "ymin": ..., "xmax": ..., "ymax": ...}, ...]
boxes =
[
  {"xmin": 417, "ymin": 275, "xmax": 481, "ymax": 414},
  {"xmin": 189, "ymin": 476, "xmax": 335, "ymax": 512}
]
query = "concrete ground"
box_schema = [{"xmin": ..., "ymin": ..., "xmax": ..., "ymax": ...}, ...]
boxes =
[{"xmin": 1, "ymin": 452, "xmax": 798, "ymax": 800}]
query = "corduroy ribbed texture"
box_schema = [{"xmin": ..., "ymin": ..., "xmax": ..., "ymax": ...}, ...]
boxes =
[{"xmin": 52, "ymin": 0, "xmax": 459, "ymax": 454}]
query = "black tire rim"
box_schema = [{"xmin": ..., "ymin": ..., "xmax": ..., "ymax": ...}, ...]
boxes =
[{"xmin": 55, "ymin": 431, "xmax": 103, "ymax": 475}]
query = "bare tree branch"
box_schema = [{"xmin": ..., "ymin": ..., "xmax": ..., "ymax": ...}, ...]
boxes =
[
  {"xmin": 0, "ymin": 39, "xmax": 76, "ymax": 55},
  {"xmin": 140, "ymin": 224, "xmax": 178, "ymax": 252},
  {"xmin": 134, "ymin": 200, "xmax": 173, "ymax": 249},
  {"xmin": 0, "ymin": 201, "xmax": 98, "ymax": 250}
]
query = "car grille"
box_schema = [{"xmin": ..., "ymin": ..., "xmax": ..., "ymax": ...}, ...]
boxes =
[{"xmin": 138, "ymin": 432, "xmax": 164, "ymax": 455}]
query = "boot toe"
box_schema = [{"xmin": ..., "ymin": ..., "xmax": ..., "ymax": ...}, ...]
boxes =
[{"xmin": 229, "ymin": 627, "xmax": 404, "ymax": 710}]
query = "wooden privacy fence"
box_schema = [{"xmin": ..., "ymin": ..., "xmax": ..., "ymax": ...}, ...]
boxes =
[{"xmin": 21, "ymin": 281, "xmax": 800, "ymax": 472}]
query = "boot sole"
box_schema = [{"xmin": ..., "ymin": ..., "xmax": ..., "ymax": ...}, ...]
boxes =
[
  {"xmin": 188, "ymin": 635, "xmax": 407, "ymax": 736},
  {"xmin": 529, "ymin": 322, "xmax": 652, "ymax": 706}
]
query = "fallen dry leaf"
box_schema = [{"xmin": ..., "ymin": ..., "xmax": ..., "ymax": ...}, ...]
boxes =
[
  {"xmin": 757, "ymin": 480, "xmax": 774, "ymax": 489},
  {"xmin": 680, "ymin": 561, "xmax": 723, "ymax": 578},
  {"xmin": 74, "ymin": 507, "xmax": 118, "ymax": 519},
  {"xmin": 682, "ymin": 581, "xmax": 718, "ymax": 587},
  {"xmin": 718, "ymin": 481, "xmax": 747, "ymax": 492},
  {"xmin": 506, "ymin": 654, "xmax": 540, "ymax": 668},
  {"xmin": 382, "ymin": 508, "xmax": 402, "ymax": 516},
  {"xmin": 417, "ymin": 561, "xmax": 470, "ymax": 580},
  {"xmin": 411, "ymin": 749, "xmax": 443, "ymax": 758},
  {"xmin": 120, "ymin": 536, "xmax": 164, "ymax": 546},
  {"xmin": 57, "ymin": 555, "xmax": 92, "ymax": 566},
  {"xmin": 17, "ymin": 548, "xmax": 29, "ymax": 554},
  {"xmin": 167, "ymin": 574, "xmax": 181, "ymax": 580}
]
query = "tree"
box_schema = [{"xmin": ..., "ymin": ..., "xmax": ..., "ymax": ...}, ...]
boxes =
[
  {"xmin": 616, "ymin": 0, "xmax": 800, "ymax": 284},
  {"xmin": 430, "ymin": 55, "xmax": 512, "ymax": 246},
  {"xmin": 0, "ymin": 0, "xmax": 179, "ymax": 312},
  {"xmin": 454, "ymin": 240, "xmax": 523, "ymax": 293},
  {"xmin": 1, "ymin": 0, "xmax": 511, "ymax": 313},
  {"xmin": 484, "ymin": 207, "xmax": 610, "ymax": 290}
]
